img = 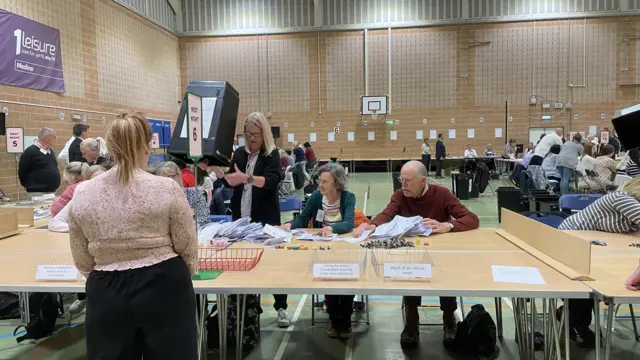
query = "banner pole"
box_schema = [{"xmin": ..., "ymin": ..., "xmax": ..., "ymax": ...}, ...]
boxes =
[{"xmin": 14, "ymin": 155, "xmax": 20, "ymax": 201}]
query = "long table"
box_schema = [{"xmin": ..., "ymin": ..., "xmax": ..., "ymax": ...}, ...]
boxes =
[{"xmin": 0, "ymin": 228, "xmax": 591, "ymax": 360}]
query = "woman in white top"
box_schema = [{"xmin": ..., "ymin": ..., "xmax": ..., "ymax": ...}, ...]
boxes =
[
  {"xmin": 421, "ymin": 138, "xmax": 431, "ymax": 174},
  {"xmin": 576, "ymin": 142, "xmax": 596, "ymax": 187}
]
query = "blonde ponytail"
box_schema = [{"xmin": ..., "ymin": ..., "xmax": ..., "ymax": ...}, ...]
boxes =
[
  {"xmin": 83, "ymin": 164, "xmax": 107, "ymax": 180},
  {"xmin": 107, "ymin": 111, "xmax": 152, "ymax": 186},
  {"xmin": 64, "ymin": 162, "xmax": 86, "ymax": 184}
]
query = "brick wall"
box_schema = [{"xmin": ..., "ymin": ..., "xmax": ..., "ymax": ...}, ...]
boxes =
[
  {"xmin": 180, "ymin": 17, "xmax": 640, "ymax": 161},
  {"xmin": 0, "ymin": 0, "xmax": 180, "ymax": 199}
]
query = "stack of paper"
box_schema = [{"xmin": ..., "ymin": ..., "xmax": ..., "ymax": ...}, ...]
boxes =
[
  {"xmin": 297, "ymin": 233, "xmax": 338, "ymax": 241},
  {"xmin": 198, "ymin": 217, "xmax": 267, "ymax": 243},
  {"xmin": 370, "ymin": 216, "xmax": 432, "ymax": 239},
  {"xmin": 343, "ymin": 230, "xmax": 372, "ymax": 244}
]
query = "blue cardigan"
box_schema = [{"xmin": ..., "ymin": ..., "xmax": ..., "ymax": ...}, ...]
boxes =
[{"xmin": 289, "ymin": 190, "xmax": 356, "ymax": 234}]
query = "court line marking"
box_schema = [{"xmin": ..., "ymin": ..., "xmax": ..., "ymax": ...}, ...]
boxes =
[{"xmin": 273, "ymin": 294, "xmax": 307, "ymax": 360}]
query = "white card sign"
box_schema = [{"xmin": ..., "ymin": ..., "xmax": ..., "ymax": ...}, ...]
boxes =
[
  {"xmin": 313, "ymin": 264, "xmax": 360, "ymax": 279},
  {"xmin": 390, "ymin": 131, "xmax": 397, "ymax": 141},
  {"xmin": 429, "ymin": 130, "xmax": 437, "ymax": 139},
  {"xmin": 6, "ymin": 127, "xmax": 24, "ymax": 154},
  {"xmin": 416, "ymin": 130, "xmax": 423, "ymax": 140},
  {"xmin": 589, "ymin": 126, "xmax": 597, "ymax": 136},
  {"xmin": 368, "ymin": 131, "xmax": 375, "ymax": 141},
  {"xmin": 495, "ymin": 128, "xmax": 503, "ymax": 138},
  {"xmin": 467, "ymin": 129, "xmax": 475, "ymax": 138},
  {"xmin": 600, "ymin": 131, "xmax": 609, "ymax": 143},
  {"xmin": 448, "ymin": 129, "xmax": 456, "ymax": 139},
  {"xmin": 150, "ymin": 133, "xmax": 160, "ymax": 149},
  {"xmin": 186, "ymin": 92, "xmax": 203, "ymax": 159},
  {"xmin": 347, "ymin": 132, "xmax": 355, "ymax": 141},
  {"xmin": 36, "ymin": 265, "xmax": 80, "ymax": 281},
  {"xmin": 287, "ymin": 133, "xmax": 295, "ymax": 142},
  {"xmin": 383, "ymin": 263, "xmax": 432, "ymax": 279},
  {"xmin": 309, "ymin": 133, "xmax": 317, "ymax": 142},
  {"xmin": 328, "ymin": 132, "xmax": 335, "ymax": 142}
]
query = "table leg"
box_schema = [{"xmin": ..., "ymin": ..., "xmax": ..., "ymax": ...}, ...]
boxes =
[
  {"xmin": 629, "ymin": 304, "xmax": 639, "ymax": 341},
  {"xmin": 530, "ymin": 298, "xmax": 536, "ymax": 360},
  {"xmin": 197, "ymin": 294, "xmax": 208, "ymax": 360},
  {"xmin": 494, "ymin": 297, "xmax": 503, "ymax": 338},
  {"xmin": 594, "ymin": 297, "xmax": 601, "ymax": 360},
  {"xmin": 217, "ymin": 294, "xmax": 228, "ymax": 360},
  {"xmin": 604, "ymin": 299, "xmax": 615, "ymax": 360},
  {"xmin": 564, "ymin": 298, "xmax": 570, "ymax": 360},
  {"xmin": 543, "ymin": 299, "xmax": 549, "ymax": 360},
  {"xmin": 551, "ymin": 299, "xmax": 562, "ymax": 360},
  {"xmin": 236, "ymin": 295, "xmax": 247, "ymax": 360}
]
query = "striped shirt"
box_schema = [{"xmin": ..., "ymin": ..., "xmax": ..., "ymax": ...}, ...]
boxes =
[
  {"xmin": 558, "ymin": 192, "xmax": 640, "ymax": 233},
  {"xmin": 322, "ymin": 195, "xmax": 342, "ymax": 225},
  {"xmin": 627, "ymin": 160, "xmax": 640, "ymax": 177}
]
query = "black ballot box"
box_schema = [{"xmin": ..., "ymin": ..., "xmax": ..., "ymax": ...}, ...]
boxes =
[{"xmin": 168, "ymin": 81, "xmax": 239, "ymax": 166}]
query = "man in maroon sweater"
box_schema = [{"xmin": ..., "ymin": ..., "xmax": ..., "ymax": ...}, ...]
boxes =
[{"xmin": 354, "ymin": 161, "xmax": 480, "ymax": 347}]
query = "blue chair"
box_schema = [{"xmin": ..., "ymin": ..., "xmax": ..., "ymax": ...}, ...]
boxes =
[
  {"xmin": 520, "ymin": 211, "xmax": 569, "ymax": 229},
  {"xmin": 558, "ymin": 194, "xmax": 602, "ymax": 213}
]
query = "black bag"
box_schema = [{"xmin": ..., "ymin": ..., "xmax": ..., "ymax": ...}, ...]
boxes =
[
  {"xmin": 293, "ymin": 164, "xmax": 305, "ymax": 190},
  {"xmin": 14, "ymin": 293, "xmax": 63, "ymax": 343},
  {"xmin": 0, "ymin": 292, "xmax": 20, "ymax": 320},
  {"xmin": 207, "ymin": 294, "xmax": 262, "ymax": 352},
  {"xmin": 447, "ymin": 304, "xmax": 498, "ymax": 357}
]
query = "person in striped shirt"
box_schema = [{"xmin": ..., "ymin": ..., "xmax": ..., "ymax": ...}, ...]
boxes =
[{"xmin": 558, "ymin": 177, "xmax": 640, "ymax": 347}]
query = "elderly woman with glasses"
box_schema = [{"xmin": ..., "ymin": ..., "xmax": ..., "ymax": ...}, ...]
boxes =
[{"xmin": 282, "ymin": 163, "xmax": 356, "ymax": 339}]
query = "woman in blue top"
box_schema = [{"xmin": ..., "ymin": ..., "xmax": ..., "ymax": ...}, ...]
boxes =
[{"xmin": 282, "ymin": 162, "xmax": 356, "ymax": 338}]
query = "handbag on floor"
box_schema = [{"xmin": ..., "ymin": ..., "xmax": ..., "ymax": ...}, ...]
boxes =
[
  {"xmin": 13, "ymin": 293, "xmax": 63, "ymax": 343},
  {"xmin": 447, "ymin": 304, "xmax": 499, "ymax": 358},
  {"xmin": 207, "ymin": 294, "xmax": 263, "ymax": 352}
]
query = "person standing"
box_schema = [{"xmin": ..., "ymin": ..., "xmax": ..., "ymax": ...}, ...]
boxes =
[
  {"xmin": 68, "ymin": 124, "xmax": 90, "ymax": 163},
  {"xmin": 421, "ymin": 138, "xmax": 431, "ymax": 174},
  {"xmin": 292, "ymin": 141, "xmax": 306, "ymax": 163},
  {"xmin": 69, "ymin": 112, "xmax": 198, "ymax": 359},
  {"xmin": 556, "ymin": 133, "xmax": 584, "ymax": 195},
  {"xmin": 211, "ymin": 112, "xmax": 290, "ymax": 328},
  {"xmin": 531, "ymin": 128, "xmax": 563, "ymax": 166},
  {"xmin": 80, "ymin": 138, "xmax": 112, "ymax": 169},
  {"xmin": 303, "ymin": 141, "xmax": 317, "ymax": 171},
  {"xmin": 18, "ymin": 128, "xmax": 60, "ymax": 196},
  {"xmin": 435, "ymin": 133, "xmax": 446, "ymax": 178}
]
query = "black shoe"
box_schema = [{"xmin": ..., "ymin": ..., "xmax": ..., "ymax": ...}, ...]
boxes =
[
  {"xmin": 556, "ymin": 306, "xmax": 577, "ymax": 342},
  {"xmin": 400, "ymin": 324, "xmax": 419, "ymax": 348},
  {"xmin": 574, "ymin": 325, "xmax": 598, "ymax": 348}
]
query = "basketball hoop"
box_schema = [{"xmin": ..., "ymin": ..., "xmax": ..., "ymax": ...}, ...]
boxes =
[{"xmin": 371, "ymin": 110, "xmax": 378, "ymax": 120}]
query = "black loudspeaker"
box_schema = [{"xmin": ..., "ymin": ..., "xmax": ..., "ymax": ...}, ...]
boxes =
[
  {"xmin": 168, "ymin": 81, "xmax": 239, "ymax": 167},
  {"xmin": 613, "ymin": 104, "xmax": 640, "ymax": 151},
  {"xmin": 0, "ymin": 112, "xmax": 5, "ymax": 136},
  {"xmin": 271, "ymin": 126, "xmax": 280, "ymax": 139}
]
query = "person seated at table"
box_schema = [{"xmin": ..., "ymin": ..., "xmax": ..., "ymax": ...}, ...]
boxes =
[
  {"xmin": 279, "ymin": 149, "xmax": 289, "ymax": 169},
  {"xmin": 352, "ymin": 160, "xmax": 479, "ymax": 348},
  {"xmin": 484, "ymin": 144, "xmax": 495, "ymax": 157},
  {"xmin": 156, "ymin": 161, "xmax": 210, "ymax": 227},
  {"xmin": 505, "ymin": 138, "xmax": 517, "ymax": 157},
  {"xmin": 541, "ymin": 144, "xmax": 562, "ymax": 183},
  {"xmin": 525, "ymin": 142, "xmax": 535, "ymax": 154},
  {"xmin": 558, "ymin": 178, "xmax": 640, "ymax": 347},
  {"xmin": 80, "ymin": 137, "xmax": 112, "ymax": 169},
  {"xmin": 171, "ymin": 157, "xmax": 195, "ymax": 188},
  {"xmin": 617, "ymin": 148, "xmax": 640, "ymax": 178},
  {"xmin": 584, "ymin": 144, "xmax": 617, "ymax": 191},
  {"xmin": 282, "ymin": 163, "xmax": 355, "ymax": 338},
  {"xmin": 285, "ymin": 149, "xmax": 296, "ymax": 167},
  {"xmin": 68, "ymin": 112, "xmax": 198, "ymax": 359},
  {"xmin": 577, "ymin": 142, "xmax": 595, "ymax": 175},
  {"xmin": 50, "ymin": 162, "xmax": 88, "ymax": 217},
  {"xmin": 464, "ymin": 144, "xmax": 478, "ymax": 158}
]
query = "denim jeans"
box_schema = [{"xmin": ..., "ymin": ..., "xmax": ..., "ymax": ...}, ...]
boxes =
[{"xmin": 558, "ymin": 166, "xmax": 574, "ymax": 195}]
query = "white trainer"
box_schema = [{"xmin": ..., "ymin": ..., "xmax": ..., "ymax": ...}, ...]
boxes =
[
  {"xmin": 277, "ymin": 308, "xmax": 291, "ymax": 328},
  {"xmin": 69, "ymin": 299, "xmax": 87, "ymax": 314}
]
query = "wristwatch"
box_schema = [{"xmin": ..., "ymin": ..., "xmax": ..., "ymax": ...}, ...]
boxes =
[
  {"xmin": 246, "ymin": 174, "xmax": 254, "ymax": 185},
  {"xmin": 447, "ymin": 222, "xmax": 454, "ymax": 231}
]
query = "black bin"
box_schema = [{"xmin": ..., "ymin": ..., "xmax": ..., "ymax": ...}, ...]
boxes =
[
  {"xmin": 497, "ymin": 187, "xmax": 524, "ymax": 223},
  {"xmin": 455, "ymin": 174, "xmax": 472, "ymax": 200}
]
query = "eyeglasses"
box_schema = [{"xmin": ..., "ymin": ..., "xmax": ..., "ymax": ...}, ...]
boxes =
[
  {"xmin": 397, "ymin": 177, "xmax": 414, "ymax": 184},
  {"xmin": 245, "ymin": 131, "xmax": 262, "ymax": 139}
]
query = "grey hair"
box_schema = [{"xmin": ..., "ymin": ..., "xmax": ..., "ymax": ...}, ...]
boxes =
[
  {"xmin": 64, "ymin": 162, "xmax": 88, "ymax": 184},
  {"xmin": 402, "ymin": 160, "xmax": 428, "ymax": 178},
  {"xmin": 317, "ymin": 163, "xmax": 348, "ymax": 192},
  {"xmin": 155, "ymin": 161, "xmax": 183, "ymax": 187},
  {"xmin": 39, "ymin": 127, "xmax": 55, "ymax": 140}
]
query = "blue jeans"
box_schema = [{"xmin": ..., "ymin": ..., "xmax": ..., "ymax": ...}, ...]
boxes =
[{"xmin": 558, "ymin": 166, "xmax": 574, "ymax": 195}]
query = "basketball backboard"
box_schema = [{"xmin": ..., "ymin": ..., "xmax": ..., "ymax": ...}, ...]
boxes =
[{"xmin": 361, "ymin": 95, "xmax": 388, "ymax": 120}]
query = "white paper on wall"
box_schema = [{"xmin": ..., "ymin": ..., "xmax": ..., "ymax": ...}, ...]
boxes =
[
  {"xmin": 416, "ymin": 130, "xmax": 423, "ymax": 140},
  {"xmin": 368, "ymin": 131, "xmax": 375, "ymax": 141},
  {"xmin": 287, "ymin": 133, "xmax": 294, "ymax": 142},
  {"xmin": 347, "ymin": 132, "xmax": 355, "ymax": 141},
  {"xmin": 429, "ymin": 130, "xmax": 437, "ymax": 139},
  {"xmin": 589, "ymin": 126, "xmax": 597, "ymax": 136},
  {"xmin": 448, "ymin": 129, "xmax": 456, "ymax": 139},
  {"xmin": 309, "ymin": 133, "xmax": 316, "ymax": 142},
  {"xmin": 390, "ymin": 131, "xmax": 397, "ymax": 141},
  {"xmin": 495, "ymin": 128, "xmax": 503, "ymax": 138},
  {"xmin": 467, "ymin": 129, "xmax": 475, "ymax": 138},
  {"xmin": 328, "ymin": 133, "xmax": 335, "ymax": 142}
]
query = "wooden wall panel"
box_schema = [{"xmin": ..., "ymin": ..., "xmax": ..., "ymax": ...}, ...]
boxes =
[{"xmin": 326, "ymin": 33, "xmax": 364, "ymax": 111}]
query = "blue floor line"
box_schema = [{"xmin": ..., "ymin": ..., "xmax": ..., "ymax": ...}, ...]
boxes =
[{"xmin": 0, "ymin": 322, "xmax": 82, "ymax": 339}]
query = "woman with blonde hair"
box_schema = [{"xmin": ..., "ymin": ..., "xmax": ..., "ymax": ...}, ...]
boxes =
[
  {"xmin": 50, "ymin": 162, "xmax": 89, "ymax": 217},
  {"xmin": 210, "ymin": 112, "xmax": 290, "ymax": 327},
  {"xmin": 80, "ymin": 137, "xmax": 112, "ymax": 168},
  {"xmin": 68, "ymin": 111, "xmax": 198, "ymax": 359}
]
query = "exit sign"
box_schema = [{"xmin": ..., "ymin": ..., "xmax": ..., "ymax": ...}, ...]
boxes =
[
  {"xmin": 541, "ymin": 115, "xmax": 552, "ymax": 120},
  {"xmin": 385, "ymin": 120, "xmax": 394, "ymax": 125}
]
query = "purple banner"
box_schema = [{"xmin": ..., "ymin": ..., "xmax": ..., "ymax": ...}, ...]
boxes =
[{"xmin": 0, "ymin": 9, "xmax": 64, "ymax": 93}]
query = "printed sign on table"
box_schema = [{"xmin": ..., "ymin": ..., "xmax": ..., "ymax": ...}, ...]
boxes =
[
  {"xmin": 6, "ymin": 127, "xmax": 24, "ymax": 154},
  {"xmin": 0, "ymin": 10, "xmax": 64, "ymax": 93},
  {"xmin": 186, "ymin": 92, "xmax": 203, "ymax": 159}
]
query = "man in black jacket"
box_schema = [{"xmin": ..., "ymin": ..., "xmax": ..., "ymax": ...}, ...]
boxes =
[
  {"xmin": 435, "ymin": 133, "xmax": 446, "ymax": 178},
  {"xmin": 18, "ymin": 128, "xmax": 60, "ymax": 196},
  {"xmin": 68, "ymin": 123, "xmax": 90, "ymax": 163}
]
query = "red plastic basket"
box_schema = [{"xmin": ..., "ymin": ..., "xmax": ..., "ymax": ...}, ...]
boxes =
[{"xmin": 197, "ymin": 248, "xmax": 264, "ymax": 271}]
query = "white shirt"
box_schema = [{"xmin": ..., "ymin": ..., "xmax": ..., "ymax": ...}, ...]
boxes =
[
  {"xmin": 464, "ymin": 149, "xmax": 478, "ymax": 158},
  {"xmin": 57, "ymin": 137, "xmax": 76, "ymax": 165},
  {"xmin": 48, "ymin": 203, "xmax": 70, "ymax": 232},
  {"xmin": 534, "ymin": 132, "xmax": 563, "ymax": 158}
]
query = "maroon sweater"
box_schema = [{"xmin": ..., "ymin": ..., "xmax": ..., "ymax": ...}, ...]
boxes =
[{"xmin": 371, "ymin": 185, "xmax": 480, "ymax": 231}]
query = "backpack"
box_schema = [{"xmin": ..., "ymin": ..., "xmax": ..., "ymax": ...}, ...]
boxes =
[
  {"xmin": 14, "ymin": 293, "xmax": 63, "ymax": 343},
  {"xmin": 0, "ymin": 292, "xmax": 20, "ymax": 320},
  {"xmin": 447, "ymin": 304, "xmax": 498, "ymax": 357},
  {"xmin": 292, "ymin": 164, "xmax": 305, "ymax": 190}
]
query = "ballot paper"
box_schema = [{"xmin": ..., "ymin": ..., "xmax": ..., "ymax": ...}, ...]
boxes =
[
  {"xmin": 343, "ymin": 230, "xmax": 372, "ymax": 244},
  {"xmin": 262, "ymin": 224, "xmax": 292, "ymax": 246},
  {"xmin": 370, "ymin": 216, "xmax": 433, "ymax": 239},
  {"xmin": 198, "ymin": 217, "xmax": 268, "ymax": 243},
  {"xmin": 297, "ymin": 233, "xmax": 339, "ymax": 241},
  {"xmin": 34, "ymin": 208, "xmax": 50, "ymax": 220},
  {"xmin": 491, "ymin": 265, "xmax": 546, "ymax": 285},
  {"xmin": 289, "ymin": 229, "xmax": 305, "ymax": 236}
]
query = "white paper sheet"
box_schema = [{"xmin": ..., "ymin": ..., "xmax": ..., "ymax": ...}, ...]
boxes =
[
  {"xmin": 429, "ymin": 130, "xmax": 437, "ymax": 139},
  {"xmin": 343, "ymin": 230, "xmax": 372, "ymax": 244},
  {"xmin": 36, "ymin": 265, "xmax": 79, "ymax": 281},
  {"xmin": 467, "ymin": 129, "xmax": 475, "ymax": 138},
  {"xmin": 448, "ymin": 129, "xmax": 456, "ymax": 139},
  {"xmin": 368, "ymin": 131, "xmax": 375, "ymax": 141},
  {"xmin": 390, "ymin": 131, "xmax": 397, "ymax": 141},
  {"xmin": 287, "ymin": 133, "xmax": 295, "ymax": 142},
  {"xmin": 416, "ymin": 130, "xmax": 423, "ymax": 140},
  {"xmin": 309, "ymin": 133, "xmax": 316, "ymax": 142},
  {"xmin": 495, "ymin": 128, "xmax": 503, "ymax": 138},
  {"xmin": 589, "ymin": 125, "xmax": 597, "ymax": 136},
  {"xmin": 491, "ymin": 265, "xmax": 546, "ymax": 285},
  {"xmin": 297, "ymin": 233, "xmax": 338, "ymax": 241},
  {"xmin": 347, "ymin": 132, "xmax": 355, "ymax": 141},
  {"xmin": 328, "ymin": 132, "xmax": 335, "ymax": 142}
]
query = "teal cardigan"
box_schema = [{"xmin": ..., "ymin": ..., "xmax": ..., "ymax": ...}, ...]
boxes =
[{"xmin": 289, "ymin": 190, "xmax": 356, "ymax": 234}]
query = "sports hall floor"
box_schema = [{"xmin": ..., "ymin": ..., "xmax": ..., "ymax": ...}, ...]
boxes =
[{"xmin": 1, "ymin": 172, "xmax": 639, "ymax": 359}]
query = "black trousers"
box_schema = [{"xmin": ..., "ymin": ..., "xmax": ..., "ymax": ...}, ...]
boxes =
[
  {"xmin": 421, "ymin": 154, "xmax": 431, "ymax": 173},
  {"xmin": 77, "ymin": 293, "xmax": 86, "ymax": 301},
  {"xmin": 325, "ymin": 295, "xmax": 355, "ymax": 329},
  {"xmin": 403, "ymin": 296, "xmax": 458, "ymax": 313},
  {"xmin": 85, "ymin": 256, "xmax": 197, "ymax": 360},
  {"xmin": 568, "ymin": 299, "xmax": 593, "ymax": 328},
  {"xmin": 273, "ymin": 294, "xmax": 288, "ymax": 310},
  {"xmin": 436, "ymin": 159, "xmax": 444, "ymax": 176}
]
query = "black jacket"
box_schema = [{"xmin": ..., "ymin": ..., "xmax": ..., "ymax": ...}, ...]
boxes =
[
  {"xmin": 18, "ymin": 145, "xmax": 61, "ymax": 193},
  {"xmin": 68, "ymin": 137, "xmax": 84, "ymax": 163},
  {"xmin": 436, "ymin": 139, "xmax": 446, "ymax": 158},
  {"xmin": 225, "ymin": 148, "xmax": 282, "ymax": 226}
]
